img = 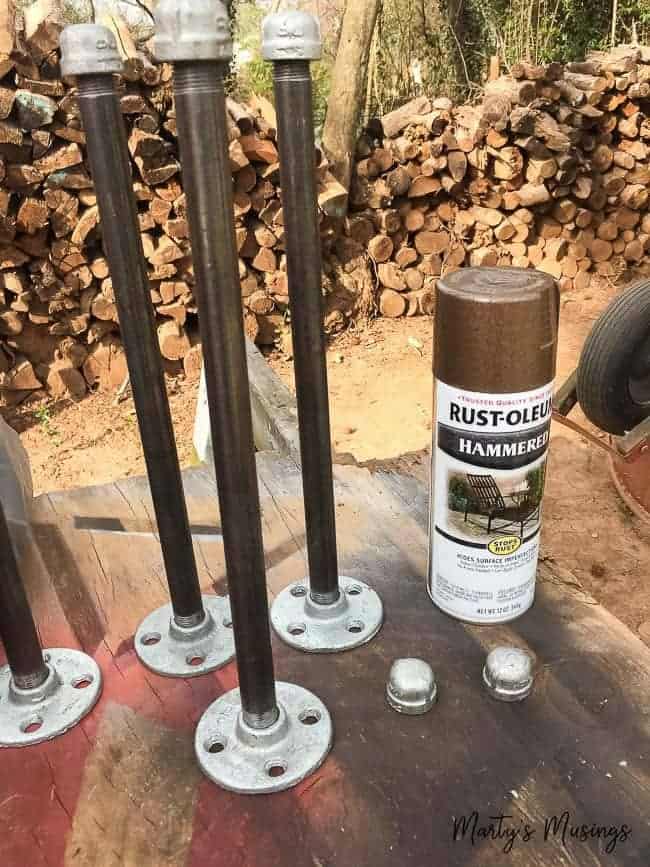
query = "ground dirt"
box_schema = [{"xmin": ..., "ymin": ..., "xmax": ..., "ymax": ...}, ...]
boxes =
[
  {"xmin": 1, "ymin": 377, "xmax": 199, "ymax": 494},
  {"xmin": 2, "ymin": 277, "xmax": 649, "ymax": 639}
]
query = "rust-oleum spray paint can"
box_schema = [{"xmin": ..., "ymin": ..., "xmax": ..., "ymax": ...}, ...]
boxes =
[{"xmin": 428, "ymin": 267, "xmax": 559, "ymax": 624}]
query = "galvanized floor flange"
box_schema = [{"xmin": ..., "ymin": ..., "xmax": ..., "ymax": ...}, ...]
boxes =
[
  {"xmin": 270, "ymin": 576, "xmax": 383, "ymax": 652},
  {"xmin": 195, "ymin": 681, "xmax": 333, "ymax": 794},
  {"xmin": 134, "ymin": 595, "xmax": 235, "ymax": 677},
  {"xmin": 0, "ymin": 648, "xmax": 102, "ymax": 747}
]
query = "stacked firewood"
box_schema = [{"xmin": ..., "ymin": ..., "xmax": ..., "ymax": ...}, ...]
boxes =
[
  {"xmin": 0, "ymin": 2, "xmax": 346, "ymax": 403},
  {"xmin": 2, "ymin": 1, "xmax": 650, "ymax": 403},
  {"xmin": 349, "ymin": 46, "xmax": 650, "ymax": 318}
]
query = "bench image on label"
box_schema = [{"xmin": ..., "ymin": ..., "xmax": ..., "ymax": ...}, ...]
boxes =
[{"xmin": 428, "ymin": 268, "xmax": 559, "ymax": 624}]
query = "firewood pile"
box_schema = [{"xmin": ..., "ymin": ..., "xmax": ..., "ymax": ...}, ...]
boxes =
[
  {"xmin": 1, "ymin": 0, "xmax": 649, "ymax": 404},
  {"xmin": 350, "ymin": 47, "xmax": 650, "ymax": 319},
  {"xmin": 0, "ymin": 2, "xmax": 346, "ymax": 404}
]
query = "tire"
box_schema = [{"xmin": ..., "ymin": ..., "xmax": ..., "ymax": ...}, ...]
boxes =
[{"xmin": 576, "ymin": 278, "xmax": 650, "ymax": 435}]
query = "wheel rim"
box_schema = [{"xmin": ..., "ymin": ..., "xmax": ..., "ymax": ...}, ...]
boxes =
[{"xmin": 628, "ymin": 333, "xmax": 650, "ymax": 408}]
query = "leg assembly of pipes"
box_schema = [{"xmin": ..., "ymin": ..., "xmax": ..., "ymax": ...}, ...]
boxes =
[
  {"xmin": 60, "ymin": 25, "xmax": 234, "ymax": 679},
  {"xmin": 263, "ymin": 11, "xmax": 383, "ymax": 653},
  {"xmin": 0, "ymin": 499, "xmax": 102, "ymax": 746},
  {"xmin": 154, "ymin": 0, "xmax": 332, "ymax": 794}
]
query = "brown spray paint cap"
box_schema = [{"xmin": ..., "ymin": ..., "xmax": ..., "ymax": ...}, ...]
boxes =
[{"xmin": 435, "ymin": 267, "xmax": 559, "ymax": 394}]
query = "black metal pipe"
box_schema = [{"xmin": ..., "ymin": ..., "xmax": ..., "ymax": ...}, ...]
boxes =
[
  {"xmin": 172, "ymin": 61, "xmax": 277, "ymax": 728},
  {"xmin": 272, "ymin": 61, "xmax": 340, "ymax": 605},
  {"xmin": 0, "ymin": 500, "xmax": 48, "ymax": 690},
  {"xmin": 76, "ymin": 74, "xmax": 204, "ymax": 626}
]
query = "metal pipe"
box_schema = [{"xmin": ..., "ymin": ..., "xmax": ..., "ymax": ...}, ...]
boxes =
[
  {"xmin": 154, "ymin": 7, "xmax": 332, "ymax": 791},
  {"xmin": 0, "ymin": 492, "xmax": 103, "ymax": 745},
  {"xmin": 172, "ymin": 60, "xmax": 277, "ymax": 727},
  {"xmin": 272, "ymin": 60, "xmax": 340, "ymax": 606},
  {"xmin": 261, "ymin": 11, "xmax": 382, "ymax": 656},
  {"xmin": 75, "ymin": 73, "xmax": 204, "ymax": 626},
  {"xmin": 0, "ymin": 500, "xmax": 48, "ymax": 690}
]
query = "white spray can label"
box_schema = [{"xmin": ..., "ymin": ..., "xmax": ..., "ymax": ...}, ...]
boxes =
[{"xmin": 428, "ymin": 379, "xmax": 554, "ymax": 624}]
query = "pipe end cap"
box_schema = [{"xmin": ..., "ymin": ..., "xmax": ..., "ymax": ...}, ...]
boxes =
[
  {"xmin": 483, "ymin": 646, "xmax": 534, "ymax": 702},
  {"xmin": 154, "ymin": 0, "xmax": 232, "ymax": 63},
  {"xmin": 262, "ymin": 10, "xmax": 322, "ymax": 61},
  {"xmin": 386, "ymin": 658, "xmax": 437, "ymax": 715},
  {"xmin": 60, "ymin": 24, "xmax": 123, "ymax": 78}
]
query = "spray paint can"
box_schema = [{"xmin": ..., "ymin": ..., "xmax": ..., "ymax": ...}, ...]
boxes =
[{"xmin": 428, "ymin": 267, "xmax": 559, "ymax": 624}]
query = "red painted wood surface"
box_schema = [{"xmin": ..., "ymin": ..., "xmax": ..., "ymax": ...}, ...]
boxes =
[{"xmin": 2, "ymin": 460, "xmax": 650, "ymax": 866}]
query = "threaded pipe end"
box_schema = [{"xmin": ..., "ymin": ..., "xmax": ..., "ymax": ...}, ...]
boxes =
[
  {"xmin": 242, "ymin": 705, "xmax": 280, "ymax": 730},
  {"xmin": 173, "ymin": 609, "xmax": 206, "ymax": 630},
  {"xmin": 309, "ymin": 589, "xmax": 341, "ymax": 606},
  {"xmin": 13, "ymin": 663, "xmax": 49, "ymax": 691},
  {"xmin": 273, "ymin": 60, "xmax": 311, "ymax": 85},
  {"xmin": 76, "ymin": 73, "xmax": 118, "ymax": 99},
  {"xmin": 173, "ymin": 61, "xmax": 225, "ymax": 97}
]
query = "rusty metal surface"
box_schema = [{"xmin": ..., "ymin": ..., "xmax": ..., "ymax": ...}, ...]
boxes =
[
  {"xmin": 614, "ymin": 416, "xmax": 650, "ymax": 460},
  {"xmin": 610, "ymin": 448, "xmax": 650, "ymax": 525},
  {"xmin": 551, "ymin": 410, "xmax": 625, "ymax": 458},
  {"xmin": 552, "ymin": 368, "xmax": 579, "ymax": 417}
]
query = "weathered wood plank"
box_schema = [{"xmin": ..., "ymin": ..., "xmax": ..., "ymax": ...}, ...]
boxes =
[{"xmin": 1, "ymin": 455, "xmax": 649, "ymax": 865}]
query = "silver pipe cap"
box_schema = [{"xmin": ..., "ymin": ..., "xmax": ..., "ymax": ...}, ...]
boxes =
[
  {"xmin": 386, "ymin": 658, "xmax": 437, "ymax": 715},
  {"xmin": 154, "ymin": 0, "xmax": 232, "ymax": 63},
  {"xmin": 262, "ymin": 10, "xmax": 322, "ymax": 62},
  {"xmin": 60, "ymin": 23, "xmax": 123, "ymax": 78},
  {"xmin": 483, "ymin": 646, "xmax": 534, "ymax": 702}
]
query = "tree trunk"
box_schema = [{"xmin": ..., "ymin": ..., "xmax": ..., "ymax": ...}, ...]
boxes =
[
  {"xmin": 321, "ymin": 0, "xmax": 381, "ymax": 204},
  {"xmin": 444, "ymin": 0, "xmax": 468, "ymax": 89}
]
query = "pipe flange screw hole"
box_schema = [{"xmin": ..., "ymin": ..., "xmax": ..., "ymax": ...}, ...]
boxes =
[
  {"xmin": 270, "ymin": 578, "xmax": 383, "ymax": 652},
  {"xmin": 21, "ymin": 715, "xmax": 43, "ymax": 734},
  {"xmin": 194, "ymin": 682, "xmax": 332, "ymax": 793},
  {"xmin": 134, "ymin": 597, "xmax": 236, "ymax": 677},
  {"xmin": 347, "ymin": 619, "xmax": 365, "ymax": 634},
  {"xmin": 266, "ymin": 760, "xmax": 287, "ymax": 779},
  {"xmin": 0, "ymin": 648, "xmax": 102, "ymax": 747},
  {"xmin": 205, "ymin": 736, "xmax": 227, "ymax": 754}
]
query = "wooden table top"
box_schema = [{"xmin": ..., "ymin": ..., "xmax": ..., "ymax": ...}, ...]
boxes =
[{"xmin": 1, "ymin": 453, "xmax": 649, "ymax": 866}]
